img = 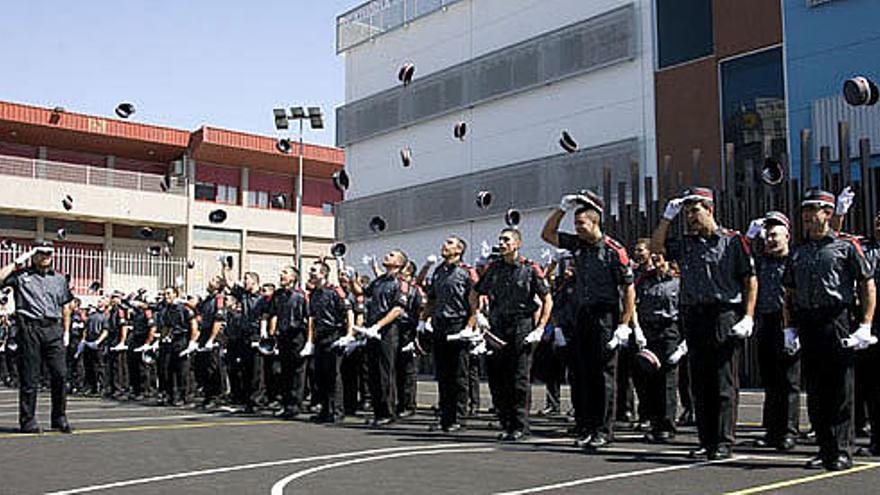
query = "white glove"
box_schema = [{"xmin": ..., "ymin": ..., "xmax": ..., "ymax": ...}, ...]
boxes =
[
  {"xmin": 842, "ymin": 323, "xmax": 878, "ymax": 350},
  {"xmin": 6, "ymin": 342, "xmax": 17, "ymax": 352},
  {"xmin": 332, "ymin": 335, "xmax": 354, "ymax": 349},
  {"xmin": 553, "ymin": 327, "xmax": 567, "ymax": 347},
  {"xmin": 524, "ymin": 327, "xmax": 544, "ymax": 344},
  {"xmin": 475, "ymin": 313, "xmax": 490, "ymax": 330},
  {"xmin": 344, "ymin": 338, "xmax": 366, "ymax": 355},
  {"xmin": 416, "ymin": 321, "xmax": 427, "ymax": 334},
  {"xmin": 299, "ymin": 341, "xmax": 314, "ymax": 357},
  {"xmin": 633, "ymin": 326, "xmax": 647, "ymax": 349},
  {"xmin": 447, "ymin": 326, "xmax": 478, "ymax": 342},
  {"xmin": 110, "ymin": 342, "xmax": 128, "ymax": 352},
  {"xmin": 559, "ymin": 194, "xmax": 581, "ymax": 212},
  {"xmin": 607, "ymin": 324, "xmax": 632, "ymax": 350},
  {"xmin": 480, "ymin": 241, "xmax": 492, "ymax": 259},
  {"xmin": 179, "ymin": 340, "xmax": 199, "ymax": 357},
  {"xmin": 783, "ymin": 327, "xmax": 800, "ymax": 355},
  {"xmin": 663, "ymin": 198, "xmax": 684, "ymax": 220},
  {"xmin": 63, "ymin": 331, "xmax": 70, "ymax": 348},
  {"xmin": 426, "ymin": 254, "xmax": 438, "ymax": 265},
  {"xmin": 401, "ymin": 341, "xmax": 416, "ymax": 354},
  {"xmin": 730, "ymin": 315, "xmax": 754, "ymax": 339},
  {"xmin": 361, "ymin": 254, "xmax": 375, "ymax": 267},
  {"xmin": 354, "ymin": 324, "xmax": 381, "ymax": 340},
  {"xmin": 74, "ymin": 340, "xmax": 85, "ymax": 358},
  {"xmin": 14, "ymin": 248, "xmax": 36, "ymax": 265},
  {"xmin": 470, "ymin": 339, "xmax": 488, "ymax": 356},
  {"xmin": 85, "ymin": 341, "xmax": 99, "ymax": 350},
  {"xmin": 668, "ymin": 341, "xmax": 688, "ymax": 364},
  {"xmin": 133, "ymin": 343, "xmax": 150, "ymax": 353},
  {"xmin": 745, "ymin": 218, "xmax": 765, "ymax": 240},
  {"xmin": 540, "ymin": 248, "xmax": 553, "ymax": 266},
  {"xmin": 836, "ymin": 186, "xmax": 855, "ymax": 216}
]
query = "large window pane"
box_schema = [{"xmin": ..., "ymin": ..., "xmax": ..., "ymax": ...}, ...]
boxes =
[
  {"xmin": 195, "ymin": 182, "xmax": 216, "ymax": 201},
  {"xmin": 656, "ymin": 0, "xmax": 713, "ymax": 68},
  {"xmin": 720, "ymin": 48, "xmax": 787, "ymax": 193}
]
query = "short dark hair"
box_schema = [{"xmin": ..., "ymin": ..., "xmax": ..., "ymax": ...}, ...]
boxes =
[
  {"xmin": 501, "ymin": 227, "xmax": 522, "ymax": 242},
  {"xmin": 244, "ymin": 271, "xmax": 260, "ymax": 284},
  {"xmin": 450, "ymin": 235, "xmax": 467, "ymax": 254},
  {"xmin": 574, "ymin": 206, "xmax": 601, "ymax": 221},
  {"xmin": 313, "ymin": 260, "xmax": 331, "ymax": 275}
]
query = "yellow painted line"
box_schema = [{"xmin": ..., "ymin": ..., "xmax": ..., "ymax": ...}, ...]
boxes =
[
  {"xmin": 724, "ymin": 462, "xmax": 880, "ymax": 495},
  {"xmin": 0, "ymin": 419, "xmax": 289, "ymax": 439}
]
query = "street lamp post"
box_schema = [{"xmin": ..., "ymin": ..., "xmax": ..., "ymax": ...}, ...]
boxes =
[{"xmin": 273, "ymin": 106, "xmax": 323, "ymax": 287}]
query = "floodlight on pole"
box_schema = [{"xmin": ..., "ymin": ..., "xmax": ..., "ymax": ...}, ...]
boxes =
[{"xmin": 273, "ymin": 108, "xmax": 289, "ymax": 130}]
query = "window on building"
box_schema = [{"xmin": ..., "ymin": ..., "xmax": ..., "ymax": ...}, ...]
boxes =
[
  {"xmin": 656, "ymin": 0, "xmax": 714, "ymax": 69},
  {"xmin": 217, "ymin": 184, "xmax": 238, "ymax": 204},
  {"xmin": 248, "ymin": 190, "xmax": 269, "ymax": 208},
  {"xmin": 45, "ymin": 219, "xmax": 105, "ymax": 237},
  {"xmin": 720, "ymin": 47, "xmax": 786, "ymax": 194},
  {"xmin": 0, "ymin": 214, "xmax": 37, "ymax": 232},
  {"xmin": 195, "ymin": 182, "xmax": 217, "ymax": 201}
]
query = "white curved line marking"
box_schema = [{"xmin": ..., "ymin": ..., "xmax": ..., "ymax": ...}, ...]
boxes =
[
  {"xmin": 270, "ymin": 447, "xmax": 494, "ymax": 495},
  {"xmin": 46, "ymin": 443, "xmax": 479, "ymax": 495}
]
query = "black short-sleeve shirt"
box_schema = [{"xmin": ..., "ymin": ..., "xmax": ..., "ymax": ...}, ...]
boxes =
[
  {"xmin": 755, "ymin": 254, "xmax": 787, "ymax": 314},
  {"xmin": 635, "ymin": 269, "xmax": 680, "ymax": 324},
  {"xmin": 474, "ymin": 257, "xmax": 549, "ymax": 320},
  {"xmin": 427, "ymin": 262, "xmax": 478, "ymax": 321},
  {"xmin": 268, "ymin": 287, "xmax": 309, "ymax": 335},
  {"xmin": 309, "ymin": 285, "xmax": 351, "ymax": 331},
  {"xmin": 158, "ymin": 302, "xmax": 196, "ymax": 337},
  {"xmin": 364, "ymin": 274, "xmax": 408, "ymax": 326},
  {"xmin": 2, "ymin": 268, "xmax": 73, "ymax": 320},
  {"xmin": 783, "ymin": 232, "xmax": 872, "ymax": 311},
  {"xmin": 557, "ymin": 233, "xmax": 633, "ymax": 307}
]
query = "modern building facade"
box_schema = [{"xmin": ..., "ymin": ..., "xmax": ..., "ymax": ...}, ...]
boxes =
[
  {"xmin": 0, "ymin": 100, "xmax": 343, "ymax": 294},
  {"xmin": 335, "ymin": 0, "xmax": 658, "ymax": 263}
]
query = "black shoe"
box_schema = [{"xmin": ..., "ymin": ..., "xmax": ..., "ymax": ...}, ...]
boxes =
[
  {"xmin": 537, "ymin": 406, "xmax": 559, "ymax": 417},
  {"xmin": 20, "ymin": 423, "xmax": 42, "ymax": 434},
  {"xmin": 51, "ymin": 417, "xmax": 73, "ymax": 434},
  {"xmin": 371, "ymin": 417, "xmax": 394, "ymax": 427},
  {"xmin": 275, "ymin": 407, "xmax": 300, "ymax": 419},
  {"xmin": 574, "ymin": 435, "xmax": 593, "ymax": 448},
  {"xmin": 805, "ymin": 455, "xmax": 824, "ymax": 469},
  {"xmin": 644, "ymin": 431, "xmax": 674, "ymax": 444},
  {"xmin": 442, "ymin": 423, "xmax": 463, "ymax": 433},
  {"xmin": 583, "ymin": 434, "xmax": 609, "ymax": 452},
  {"xmin": 497, "ymin": 431, "xmax": 511, "ymax": 441},
  {"xmin": 397, "ymin": 409, "xmax": 416, "ymax": 418},
  {"xmin": 778, "ymin": 437, "xmax": 797, "ymax": 452},
  {"xmin": 507, "ymin": 430, "xmax": 526, "ymax": 442},
  {"xmin": 677, "ymin": 410, "xmax": 695, "ymax": 426},
  {"xmin": 856, "ymin": 425, "xmax": 871, "ymax": 438},
  {"xmin": 688, "ymin": 447, "xmax": 708, "ymax": 459},
  {"xmin": 708, "ymin": 446, "xmax": 732, "ymax": 460},
  {"xmin": 825, "ymin": 455, "xmax": 852, "ymax": 471}
]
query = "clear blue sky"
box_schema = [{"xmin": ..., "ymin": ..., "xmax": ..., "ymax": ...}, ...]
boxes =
[{"xmin": 0, "ymin": 0, "xmax": 358, "ymax": 147}]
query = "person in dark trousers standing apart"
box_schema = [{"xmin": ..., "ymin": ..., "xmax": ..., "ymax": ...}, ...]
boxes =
[
  {"xmin": 542, "ymin": 190, "xmax": 635, "ymax": 451},
  {"xmin": 266, "ymin": 266, "xmax": 309, "ymax": 419},
  {"xmin": 469, "ymin": 228, "xmax": 552, "ymax": 442},
  {"xmin": 0, "ymin": 241, "xmax": 75, "ymax": 434},
  {"xmin": 746, "ymin": 211, "xmax": 800, "ymax": 452},
  {"xmin": 652, "ymin": 187, "xmax": 757, "ymax": 460},
  {"xmin": 304, "ymin": 261, "xmax": 353, "ymax": 422},
  {"xmin": 357, "ymin": 250, "xmax": 409, "ymax": 426},
  {"xmin": 784, "ymin": 189, "xmax": 876, "ymax": 471},
  {"xmin": 223, "ymin": 270, "xmax": 266, "ymax": 413},
  {"xmin": 421, "ymin": 236, "xmax": 478, "ymax": 432}
]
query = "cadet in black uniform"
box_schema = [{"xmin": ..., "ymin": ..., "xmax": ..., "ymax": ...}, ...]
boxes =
[
  {"xmin": 748, "ymin": 211, "xmax": 800, "ymax": 452},
  {"xmin": 127, "ymin": 298, "xmax": 157, "ymax": 401},
  {"xmin": 542, "ymin": 190, "xmax": 635, "ymax": 450},
  {"xmin": 784, "ymin": 189, "xmax": 876, "ymax": 471},
  {"xmin": 224, "ymin": 270, "xmax": 265, "ymax": 413},
  {"xmin": 105, "ymin": 291, "xmax": 130, "ymax": 399},
  {"xmin": 195, "ymin": 276, "xmax": 226, "ymax": 408},
  {"xmin": 67, "ymin": 298, "xmax": 85, "ymax": 394},
  {"xmin": 305, "ymin": 261, "xmax": 353, "ymax": 422},
  {"xmin": 0, "ymin": 313, "xmax": 14, "ymax": 387},
  {"xmin": 396, "ymin": 260, "xmax": 424, "ymax": 419},
  {"xmin": 157, "ymin": 286, "xmax": 199, "ymax": 406},
  {"xmin": 633, "ymin": 249, "xmax": 681, "ymax": 443},
  {"xmin": 653, "ymin": 187, "xmax": 757, "ymax": 460},
  {"xmin": 81, "ymin": 298, "xmax": 109, "ymax": 396},
  {"xmin": 470, "ymin": 228, "xmax": 552, "ymax": 441},
  {"xmin": 859, "ymin": 212, "xmax": 880, "ymax": 456},
  {"xmin": 339, "ymin": 268, "xmax": 367, "ymax": 416},
  {"xmin": 266, "ymin": 266, "xmax": 309, "ymax": 419},
  {"xmin": 0, "ymin": 241, "xmax": 74, "ymax": 433},
  {"xmin": 359, "ymin": 250, "xmax": 409, "ymax": 426},
  {"xmin": 422, "ymin": 236, "xmax": 478, "ymax": 431}
]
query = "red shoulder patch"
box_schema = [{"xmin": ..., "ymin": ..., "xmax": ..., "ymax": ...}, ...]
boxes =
[
  {"xmin": 604, "ymin": 237, "xmax": 630, "ymax": 265},
  {"xmin": 839, "ymin": 233, "xmax": 867, "ymax": 258}
]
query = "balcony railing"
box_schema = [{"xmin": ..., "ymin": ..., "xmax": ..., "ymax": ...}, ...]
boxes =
[
  {"xmin": 0, "ymin": 154, "xmax": 185, "ymax": 195},
  {"xmin": 336, "ymin": 0, "xmax": 463, "ymax": 53}
]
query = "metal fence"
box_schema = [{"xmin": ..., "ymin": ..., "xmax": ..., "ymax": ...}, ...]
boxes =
[
  {"xmin": 0, "ymin": 244, "xmax": 187, "ymax": 296},
  {"xmin": 0, "ymin": 154, "xmax": 185, "ymax": 194},
  {"xmin": 336, "ymin": 0, "xmax": 464, "ymax": 53}
]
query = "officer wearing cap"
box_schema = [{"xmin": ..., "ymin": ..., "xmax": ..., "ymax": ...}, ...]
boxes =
[
  {"xmin": 746, "ymin": 211, "xmax": 800, "ymax": 452},
  {"xmin": 632, "ymin": 247, "xmax": 681, "ymax": 443},
  {"xmin": 265, "ymin": 266, "xmax": 309, "ymax": 419},
  {"xmin": 421, "ymin": 236, "xmax": 478, "ymax": 432},
  {"xmin": 653, "ymin": 187, "xmax": 757, "ymax": 460},
  {"xmin": 223, "ymin": 269, "xmax": 266, "ymax": 413},
  {"xmin": 305, "ymin": 260, "xmax": 353, "ymax": 423},
  {"xmin": 542, "ymin": 190, "xmax": 635, "ymax": 451},
  {"xmin": 784, "ymin": 189, "xmax": 876, "ymax": 471},
  {"xmin": 469, "ymin": 228, "xmax": 552, "ymax": 442},
  {"xmin": 0, "ymin": 240, "xmax": 75, "ymax": 433}
]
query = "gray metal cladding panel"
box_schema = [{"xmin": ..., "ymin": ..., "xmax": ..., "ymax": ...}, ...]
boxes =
[
  {"xmin": 335, "ymin": 138, "xmax": 639, "ymax": 241},
  {"xmin": 337, "ymin": 3, "xmax": 637, "ymax": 147}
]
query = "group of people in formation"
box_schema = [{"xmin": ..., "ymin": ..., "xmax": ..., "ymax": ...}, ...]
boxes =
[{"xmin": 2, "ymin": 183, "xmax": 880, "ymax": 473}]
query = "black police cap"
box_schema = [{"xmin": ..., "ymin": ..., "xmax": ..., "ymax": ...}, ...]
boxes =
[
  {"xmin": 332, "ymin": 169, "xmax": 350, "ymax": 192},
  {"xmin": 369, "ymin": 216, "xmax": 387, "ymax": 233},
  {"xmin": 209, "ymin": 209, "xmax": 227, "ymax": 224},
  {"xmin": 115, "ymin": 103, "xmax": 136, "ymax": 119},
  {"xmin": 559, "ymin": 131, "xmax": 578, "ymax": 153}
]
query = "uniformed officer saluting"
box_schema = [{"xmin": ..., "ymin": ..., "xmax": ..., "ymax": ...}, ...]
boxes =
[
  {"xmin": 542, "ymin": 190, "xmax": 635, "ymax": 451},
  {"xmin": 652, "ymin": 187, "xmax": 757, "ymax": 460},
  {"xmin": 468, "ymin": 228, "xmax": 552, "ymax": 442},
  {"xmin": 0, "ymin": 240, "xmax": 75, "ymax": 434},
  {"xmin": 783, "ymin": 189, "xmax": 876, "ymax": 471}
]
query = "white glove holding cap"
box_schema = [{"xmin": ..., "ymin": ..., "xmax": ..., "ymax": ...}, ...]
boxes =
[
  {"xmin": 354, "ymin": 324, "xmax": 381, "ymax": 340},
  {"xmin": 633, "ymin": 326, "xmax": 647, "ymax": 349},
  {"xmin": 836, "ymin": 186, "xmax": 855, "ymax": 216},
  {"xmin": 475, "ymin": 313, "xmax": 490, "ymax": 330},
  {"xmin": 299, "ymin": 341, "xmax": 314, "ymax": 357},
  {"xmin": 663, "ymin": 198, "xmax": 684, "ymax": 220},
  {"xmin": 416, "ymin": 321, "xmax": 427, "ymax": 334},
  {"xmin": 401, "ymin": 341, "xmax": 416, "ymax": 354},
  {"xmin": 554, "ymin": 326, "xmax": 567, "ymax": 347},
  {"xmin": 559, "ymin": 194, "xmax": 581, "ymax": 212},
  {"xmin": 607, "ymin": 324, "xmax": 632, "ymax": 350},
  {"xmin": 842, "ymin": 323, "xmax": 877, "ymax": 350},
  {"xmin": 14, "ymin": 248, "xmax": 36, "ymax": 265}
]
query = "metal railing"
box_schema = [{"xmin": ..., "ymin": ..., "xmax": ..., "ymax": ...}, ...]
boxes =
[
  {"xmin": 0, "ymin": 154, "xmax": 185, "ymax": 194},
  {"xmin": 337, "ymin": 0, "xmax": 464, "ymax": 53},
  {"xmin": 0, "ymin": 244, "xmax": 187, "ymax": 296}
]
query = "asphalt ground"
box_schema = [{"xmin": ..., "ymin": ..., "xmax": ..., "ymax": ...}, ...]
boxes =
[{"xmin": 1, "ymin": 383, "xmax": 879, "ymax": 495}]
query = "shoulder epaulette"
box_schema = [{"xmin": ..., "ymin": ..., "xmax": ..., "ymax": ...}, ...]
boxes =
[{"xmin": 603, "ymin": 237, "xmax": 630, "ymax": 265}]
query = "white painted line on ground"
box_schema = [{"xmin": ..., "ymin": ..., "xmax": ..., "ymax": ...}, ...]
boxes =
[
  {"xmin": 270, "ymin": 447, "xmax": 494, "ymax": 495},
  {"xmin": 494, "ymin": 456, "xmax": 745, "ymax": 495},
  {"xmin": 46, "ymin": 443, "xmax": 484, "ymax": 495},
  {"xmin": 0, "ymin": 407, "xmax": 160, "ymax": 417}
]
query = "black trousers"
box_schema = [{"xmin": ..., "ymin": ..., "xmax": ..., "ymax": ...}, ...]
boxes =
[
  {"xmin": 160, "ymin": 338, "xmax": 191, "ymax": 403},
  {"xmin": 126, "ymin": 349, "xmax": 146, "ymax": 397},
  {"xmin": 102, "ymin": 348, "xmax": 125, "ymax": 396},
  {"xmin": 616, "ymin": 344, "xmax": 637, "ymax": 420},
  {"xmin": 486, "ymin": 316, "xmax": 533, "ymax": 434},
  {"xmin": 863, "ymin": 341, "xmax": 880, "ymax": 452},
  {"xmin": 467, "ymin": 354, "xmax": 481, "ymax": 412},
  {"xmin": 799, "ymin": 307, "xmax": 855, "ymax": 462},
  {"xmin": 756, "ymin": 311, "xmax": 801, "ymax": 442},
  {"xmin": 571, "ymin": 305, "xmax": 619, "ymax": 438},
  {"xmin": 194, "ymin": 348, "xmax": 222, "ymax": 401},
  {"xmin": 433, "ymin": 319, "xmax": 469, "ymax": 426},
  {"xmin": 639, "ymin": 320, "xmax": 681, "ymax": 435},
  {"xmin": 341, "ymin": 347, "xmax": 366, "ymax": 415},
  {"xmin": 677, "ymin": 354, "xmax": 694, "ymax": 414},
  {"xmin": 367, "ymin": 324, "xmax": 398, "ymax": 419},
  {"xmin": 227, "ymin": 342, "xmax": 258, "ymax": 407},
  {"xmin": 65, "ymin": 343, "xmax": 81, "ymax": 391},
  {"xmin": 1, "ymin": 345, "xmax": 18, "ymax": 386},
  {"xmin": 314, "ymin": 333, "xmax": 343, "ymax": 418},
  {"xmin": 17, "ymin": 317, "xmax": 67, "ymax": 428},
  {"xmin": 682, "ymin": 305, "xmax": 741, "ymax": 452},
  {"xmin": 81, "ymin": 347, "xmax": 99, "ymax": 393},
  {"xmin": 396, "ymin": 348, "xmax": 417, "ymax": 415},
  {"xmin": 277, "ymin": 331, "xmax": 307, "ymax": 410},
  {"xmin": 533, "ymin": 339, "xmax": 564, "ymax": 412}
]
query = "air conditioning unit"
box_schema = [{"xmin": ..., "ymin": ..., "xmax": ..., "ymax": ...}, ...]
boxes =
[{"xmin": 168, "ymin": 159, "xmax": 185, "ymax": 177}]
